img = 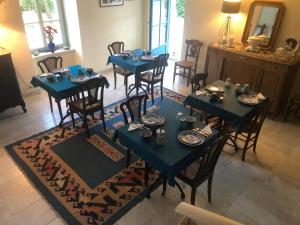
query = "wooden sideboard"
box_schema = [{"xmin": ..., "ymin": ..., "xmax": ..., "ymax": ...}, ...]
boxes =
[
  {"xmin": 0, "ymin": 51, "xmax": 26, "ymax": 113},
  {"xmin": 205, "ymin": 43, "xmax": 300, "ymax": 117}
]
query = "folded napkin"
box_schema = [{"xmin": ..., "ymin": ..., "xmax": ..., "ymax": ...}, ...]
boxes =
[
  {"xmin": 128, "ymin": 123, "xmax": 142, "ymax": 132},
  {"xmin": 201, "ymin": 125, "xmax": 212, "ymax": 135},
  {"xmin": 196, "ymin": 90, "xmax": 207, "ymax": 96},
  {"xmin": 256, "ymin": 93, "xmax": 266, "ymax": 101}
]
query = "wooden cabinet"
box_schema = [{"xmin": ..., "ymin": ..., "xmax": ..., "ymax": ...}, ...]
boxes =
[
  {"xmin": 0, "ymin": 51, "xmax": 26, "ymax": 113},
  {"xmin": 205, "ymin": 43, "xmax": 300, "ymax": 116}
]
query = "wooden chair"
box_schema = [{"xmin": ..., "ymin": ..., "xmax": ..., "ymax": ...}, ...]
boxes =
[
  {"xmin": 284, "ymin": 95, "xmax": 300, "ymax": 121},
  {"xmin": 120, "ymin": 94, "xmax": 148, "ymax": 166},
  {"xmin": 173, "ymin": 135, "xmax": 228, "ymax": 205},
  {"xmin": 68, "ymin": 77, "xmax": 107, "ymax": 138},
  {"xmin": 108, "ymin": 41, "xmax": 133, "ymax": 95},
  {"xmin": 37, "ymin": 56, "xmax": 63, "ymax": 113},
  {"xmin": 228, "ymin": 101, "xmax": 270, "ymax": 161},
  {"xmin": 173, "ymin": 40, "xmax": 203, "ymax": 87},
  {"xmin": 139, "ymin": 53, "xmax": 169, "ymax": 104}
]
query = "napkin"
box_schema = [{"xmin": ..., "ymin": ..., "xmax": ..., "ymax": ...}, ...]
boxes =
[
  {"xmin": 196, "ymin": 90, "xmax": 207, "ymax": 96},
  {"xmin": 128, "ymin": 123, "xmax": 142, "ymax": 132},
  {"xmin": 201, "ymin": 125, "xmax": 212, "ymax": 135},
  {"xmin": 256, "ymin": 93, "xmax": 266, "ymax": 101}
]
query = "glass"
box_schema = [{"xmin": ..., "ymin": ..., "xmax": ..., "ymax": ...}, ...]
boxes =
[
  {"xmin": 39, "ymin": 0, "xmax": 60, "ymax": 21},
  {"xmin": 151, "ymin": 25, "xmax": 160, "ymax": 49},
  {"xmin": 156, "ymin": 128, "xmax": 165, "ymax": 145},
  {"xmin": 160, "ymin": 0, "xmax": 168, "ymax": 23},
  {"xmin": 24, "ymin": 23, "xmax": 44, "ymax": 49},
  {"xmin": 160, "ymin": 24, "xmax": 167, "ymax": 45},
  {"xmin": 152, "ymin": 0, "xmax": 160, "ymax": 26},
  {"xmin": 20, "ymin": 0, "xmax": 39, "ymax": 23}
]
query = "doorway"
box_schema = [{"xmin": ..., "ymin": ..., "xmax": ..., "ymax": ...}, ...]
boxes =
[{"xmin": 149, "ymin": 0, "xmax": 185, "ymax": 59}]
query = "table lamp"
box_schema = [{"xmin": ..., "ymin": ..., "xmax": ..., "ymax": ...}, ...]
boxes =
[{"xmin": 218, "ymin": 0, "xmax": 241, "ymax": 47}]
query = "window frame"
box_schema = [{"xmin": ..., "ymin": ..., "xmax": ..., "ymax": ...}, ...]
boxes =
[{"xmin": 21, "ymin": 0, "xmax": 69, "ymax": 52}]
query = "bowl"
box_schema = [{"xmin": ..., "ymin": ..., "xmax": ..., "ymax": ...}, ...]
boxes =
[
  {"xmin": 46, "ymin": 74, "xmax": 55, "ymax": 81},
  {"xmin": 185, "ymin": 116, "xmax": 196, "ymax": 125},
  {"xmin": 140, "ymin": 129, "xmax": 152, "ymax": 140},
  {"xmin": 235, "ymin": 88, "xmax": 243, "ymax": 96}
]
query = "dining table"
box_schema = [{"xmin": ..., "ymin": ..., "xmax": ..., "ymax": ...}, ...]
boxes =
[
  {"xmin": 31, "ymin": 65, "xmax": 109, "ymax": 125},
  {"xmin": 107, "ymin": 49, "xmax": 165, "ymax": 97},
  {"xmin": 184, "ymin": 80, "xmax": 264, "ymax": 133},
  {"xmin": 115, "ymin": 97, "xmax": 220, "ymax": 192}
]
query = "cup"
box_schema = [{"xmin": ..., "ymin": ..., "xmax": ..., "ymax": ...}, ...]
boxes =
[
  {"xmin": 243, "ymin": 84, "xmax": 250, "ymax": 94},
  {"xmin": 156, "ymin": 128, "xmax": 165, "ymax": 145}
]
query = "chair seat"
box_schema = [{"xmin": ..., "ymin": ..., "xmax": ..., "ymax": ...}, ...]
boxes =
[
  {"xmin": 180, "ymin": 159, "xmax": 202, "ymax": 180},
  {"xmin": 115, "ymin": 66, "xmax": 132, "ymax": 76},
  {"xmin": 175, "ymin": 60, "xmax": 195, "ymax": 69},
  {"xmin": 140, "ymin": 71, "xmax": 162, "ymax": 83},
  {"xmin": 69, "ymin": 97, "xmax": 102, "ymax": 112}
]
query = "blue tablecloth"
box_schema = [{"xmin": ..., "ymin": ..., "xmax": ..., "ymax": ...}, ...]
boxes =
[
  {"xmin": 115, "ymin": 97, "xmax": 220, "ymax": 186},
  {"xmin": 184, "ymin": 80, "xmax": 260, "ymax": 132},
  {"xmin": 107, "ymin": 49, "xmax": 164, "ymax": 75},
  {"xmin": 31, "ymin": 65, "xmax": 109, "ymax": 100}
]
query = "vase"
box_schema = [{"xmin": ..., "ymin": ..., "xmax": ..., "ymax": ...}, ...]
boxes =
[{"xmin": 48, "ymin": 41, "xmax": 56, "ymax": 53}]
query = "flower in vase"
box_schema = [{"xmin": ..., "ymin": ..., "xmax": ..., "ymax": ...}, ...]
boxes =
[{"xmin": 44, "ymin": 25, "xmax": 57, "ymax": 43}]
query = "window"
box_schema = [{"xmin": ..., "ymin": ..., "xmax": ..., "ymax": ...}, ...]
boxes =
[{"xmin": 19, "ymin": 0, "xmax": 68, "ymax": 51}]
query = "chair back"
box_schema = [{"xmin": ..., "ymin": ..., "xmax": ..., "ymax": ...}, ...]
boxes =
[
  {"xmin": 191, "ymin": 73, "xmax": 208, "ymax": 93},
  {"xmin": 247, "ymin": 100, "xmax": 271, "ymax": 135},
  {"xmin": 108, "ymin": 41, "xmax": 124, "ymax": 55},
  {"xmin": 78, "ymin": 78, "xmax": 106, "ymax": 110},
  {"xmin": 120, "ymin": 95, "xmax": 148, "ymax": 124},
  {"xmin": 194, "ymin": 135, "xmax": 228, "ymax": 182},
  {"xmin": 184, "ymin": 40, "xmax": 203, "ymax": 65},
  {"xmin": 151, "ymin": 53, "xmax": 169, "ymax": 81},
  {"xmin": 37, "ymin": 56, "xmax": 63, "ymax": 73}
]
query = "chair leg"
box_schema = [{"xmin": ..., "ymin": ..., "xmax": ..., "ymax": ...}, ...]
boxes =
[
  {"xmin": 187, "ymin": 68, "xmax": 191, "ymax": 87},
  {"xmin": 160, "ymin": 81, "xmax": 163, "ymax": 101},
  {"xmin": 173, "ymin": 65, "xmax": 177, "ymax": 83},
  {"xmin": 175, "ymin": 180, "xmax": 185, "ymax": 199},
  {"xmin": 70, "ymin": 109, "xmax": 75, "ymax": 127},
  {"xmin": 242, "ymin": 135, "xmax": 251, "ymax": 161},
  {"xmin": 126, "ymin": 150, "xmax": 131, "ymax": 167},
  {"xmin": 161, "ymin": 177, "xmax": 167, "ymax": 196},
  {"xmin": 48, "ymin": 93, "xmax": 53, "ymax": 113},
  {"xmin": 125, "ymin": 76, "xmax": 128, "ymax": 96},
  {"xmin": 100, "ymin": 108, "xmax": 106, "ymax": 132},
  {"xmin": 207, "ymin": 175, "xmax": 213, "ymax": 203},
  {"xmin": 151, "ymin": 84, "xmax": 154, "ymax": 105},
  {"xmin": 83, "ymin": 116, "xmax": 90, "ymax": 138},
  {"xmin": 114, "ymin": 71, "xmax": 117, "ymax": 89},
  {"xmin": 191, "ymin": 187, "xmax": 197, "ymax": 205}
]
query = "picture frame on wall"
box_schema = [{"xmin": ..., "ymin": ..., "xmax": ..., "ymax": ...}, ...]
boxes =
[{"xmin": 99, "ymin": 0, "xmax": 124, "ymax": 7}]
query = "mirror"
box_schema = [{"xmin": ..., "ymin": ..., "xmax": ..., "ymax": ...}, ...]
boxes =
[{"xmin": 242, "ymin": 1, "xmax": 285, "ymax": 50}]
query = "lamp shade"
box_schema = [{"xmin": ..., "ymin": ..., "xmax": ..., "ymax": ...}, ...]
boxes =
[{"xmin": 221, "ymin": 0, "xmax": 241, "ymax": 14}]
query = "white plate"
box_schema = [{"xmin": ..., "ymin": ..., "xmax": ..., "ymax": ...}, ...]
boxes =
[
  {"xmin": 237, "ymin": 95, "xmax": 260, "ymax": 106},
  {"xmin": 206, "ymin": 86, "xmax": 224, "ymax": 93},
  {"xmin": 178, "ymin": 130, "xmax": 205, "ymax": 146},
  {"xmin": 141, "ymin": 114, "xmax": 165, "ymax": 126}
]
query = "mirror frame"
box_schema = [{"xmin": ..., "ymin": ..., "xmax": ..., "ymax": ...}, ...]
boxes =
[{"xmin": 242, "ymin": 1, "xmax": 285, "ymax": 50}]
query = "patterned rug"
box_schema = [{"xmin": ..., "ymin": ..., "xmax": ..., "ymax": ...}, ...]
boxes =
[{"xmin": 5, "ymin": 88, "xmax": 186, "ymax": 225}]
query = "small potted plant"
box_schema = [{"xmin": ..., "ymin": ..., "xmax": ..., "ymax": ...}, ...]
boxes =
[{"xmin": 44, "ymin": 25, "xmax": 57, "ymax": 53}]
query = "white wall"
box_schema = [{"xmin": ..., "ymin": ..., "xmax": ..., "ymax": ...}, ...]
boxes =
[
  {"xmin": 0, "ymin": 0, "xmax": 35, "ymax": 93},
  {"xmin": 76, "ymin": 0, "xmax": 145, "ymax": 72},
  {"xmin": 182, "ymin": 0, "xmax": 300, "ymax": 96}
]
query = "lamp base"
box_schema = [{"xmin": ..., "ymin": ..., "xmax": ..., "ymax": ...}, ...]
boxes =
[{"xmin": 218, "ymin": 16, "xmax": 233, "ymax": 47}]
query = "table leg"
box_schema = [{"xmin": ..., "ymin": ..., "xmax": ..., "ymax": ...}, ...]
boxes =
[
  {"xmin": 145, "ymin": 162, "xmax": 149, "ymax": 186},
  {"xmin": 55, "ymin": 99, "xmax": 63, "ymax": 122}
]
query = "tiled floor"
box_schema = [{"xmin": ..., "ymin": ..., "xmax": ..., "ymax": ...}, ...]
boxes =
[{"xmin": 0, "ymin": 62, "xmax": 300, "ymax": 225}]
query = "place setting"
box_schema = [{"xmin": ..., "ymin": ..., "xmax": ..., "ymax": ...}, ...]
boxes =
[{"xmin": 176, "ymin": 112, "xmax": 213, "ymax": 147}]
